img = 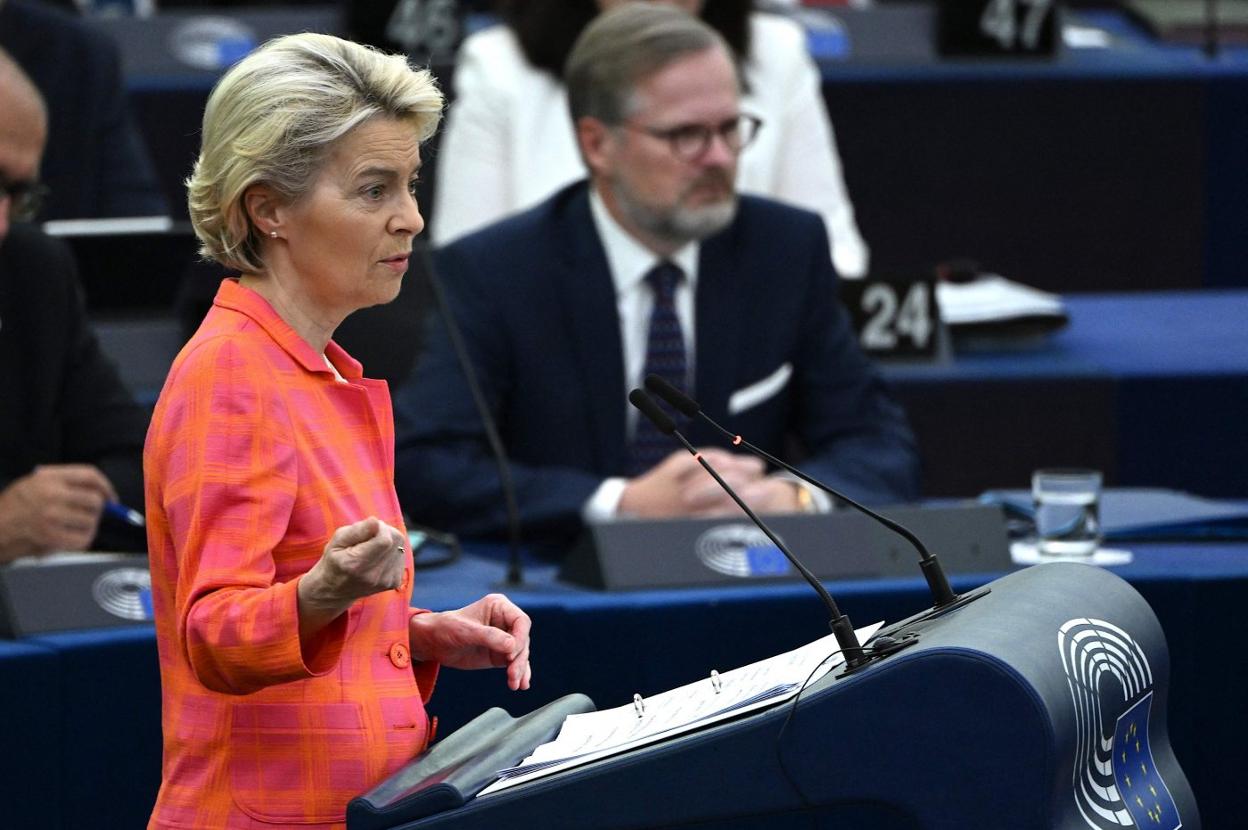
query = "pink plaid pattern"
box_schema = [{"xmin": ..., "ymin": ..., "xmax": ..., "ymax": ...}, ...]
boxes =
[{"xmin": 145, "ymin": 280, "xmax": 437, "ymax": 829}]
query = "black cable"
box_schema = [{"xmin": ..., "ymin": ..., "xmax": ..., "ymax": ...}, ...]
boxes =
[
  {"xmin": 773, "ymin": 648, "xmax": 842, "ymax": 807},
  {"xmin": 420, "ymin": 246, "xmax": 524, "ymax": 585},
  {"xmin": 773, "ymin": 640, "xmax": 893, "ymax": 806}
]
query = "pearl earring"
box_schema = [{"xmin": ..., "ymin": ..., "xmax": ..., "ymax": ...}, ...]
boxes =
[{"xmin": 269, "ymin": 230, "xmax": 278, "ymax": 239}]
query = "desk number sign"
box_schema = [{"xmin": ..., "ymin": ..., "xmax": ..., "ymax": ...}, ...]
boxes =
[
  {"xmin": 937, "ymin": 0, "xmax": 1059, "ymax": 57},
  {"xmin": 840, "ymin": 278, "xmax": 941, "ymax": 361}
]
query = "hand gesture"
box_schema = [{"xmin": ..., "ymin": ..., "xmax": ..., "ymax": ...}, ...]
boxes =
[
  {"xmin": 409, "ymin": 593, "xmax": 532, "ymax": 691},
  {"xmin": 297, "ymin": 517, "xmax": 407, "ymax": 635}
]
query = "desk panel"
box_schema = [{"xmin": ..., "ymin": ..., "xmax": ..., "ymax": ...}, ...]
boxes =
[
  {"xmin": 24, "ymin": 628, "xmax": 162, "ymax": 830},
  {"xmin": 0, "ymin": 640, "xmax": 61, "ymax": 829}
]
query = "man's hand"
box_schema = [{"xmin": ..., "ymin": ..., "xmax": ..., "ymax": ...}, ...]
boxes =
[
  {"xmin": 0, "ymin": 464, "xmax": 118, "ymax": 562},
  {"xmin": 408, "ymin": 593, "xmax": 532, "ymax": 691},
  {"xmin": 725, "ymin": 477, "xmax": 805, "ymax": 516},
  {"xmin": 618, "ymin": 448, "xmax": 765, "ymax": 518},
  {"xmin": 297, "ymin": 517, "xmax": 407, "ymax": 637}
]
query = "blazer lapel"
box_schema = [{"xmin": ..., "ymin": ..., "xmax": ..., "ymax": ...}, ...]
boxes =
[
  {"xmin": 692, "ymin": 227, "xmax": 746, "ymax": 446},
  {"xmin": 553, "ymin": 185, "xmax": 629, "ymax": 474}
]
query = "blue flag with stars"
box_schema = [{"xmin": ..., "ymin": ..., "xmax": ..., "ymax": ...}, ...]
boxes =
[{"xmin": 1113, "ymin": 692, "xmax": 1180, "ymax": 829}]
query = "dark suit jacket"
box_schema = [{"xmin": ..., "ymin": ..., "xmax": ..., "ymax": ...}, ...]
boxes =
[
  {"xmin": 394, "ymin": 182, "xmax": 918, "ymax": 546},
  {"xmin": 0, "ymin": 0, "xmax": 168, "ymax": 219},
  {"xmin": 0, "ymin": 223, "xmax": 148, "ymax": 549}
]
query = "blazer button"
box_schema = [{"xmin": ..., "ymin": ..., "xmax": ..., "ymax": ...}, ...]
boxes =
[{"xmin": 389, "ymin": 642, "xmax": 411, "ymax": 669}]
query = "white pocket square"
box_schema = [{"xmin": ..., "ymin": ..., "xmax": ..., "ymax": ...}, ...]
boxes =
[{"xmin": 727, "ymin": 362, "xmax": 793, "ymax": 416}]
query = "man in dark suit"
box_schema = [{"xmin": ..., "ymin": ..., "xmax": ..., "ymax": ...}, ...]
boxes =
[
  {"xmin": 0, "ymin": 48, "xmax": 147, "ymax": 561},
  {"xmin": 0, "ymin": 0, "xmax": 167, "ymax": 219},
  {"xmin": 394, "ymin": 3, "xmax": 918, "ymax": 546}
]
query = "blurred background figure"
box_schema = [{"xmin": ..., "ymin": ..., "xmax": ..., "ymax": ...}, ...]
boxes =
[
  {"xmin": 432, "ymin": 0, "xmax": 870, "ymax": 279},
  {"xmin": 0, "ymin": 46, "xmax": 147, "ymax": 562},
  {"xmin": 0, "ymin": 0, "xmax": 168, "ymax": 219},
  {"xmin": 395, "ymin": 4, "xmax": 915, "ymax": 548}
]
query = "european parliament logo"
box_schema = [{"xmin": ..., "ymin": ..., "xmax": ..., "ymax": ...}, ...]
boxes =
[
  {"xmin": 694, "ymin": 525, "xmax": 791, "ymax": 578},
  {"xmin": 1058, "ymin": 618, "xmax": 1181, "ymax": 829},
  {"xmin": 92, "ymin": 567, "xmax": 153, "ymax": 621}
]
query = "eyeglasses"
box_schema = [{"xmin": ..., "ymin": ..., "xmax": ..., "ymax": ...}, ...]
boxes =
[
  {"xmin": 622, "ymin": 114, "xmax": 763, "ymax": 162},
  {"xmin": 0, "ymin": 177, "xmax": 50, "ymax": 222}
]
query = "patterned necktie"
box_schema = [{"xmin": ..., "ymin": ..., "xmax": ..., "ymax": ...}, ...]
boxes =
[{"xmin": 628, "ymin": 262, "xmax": 687, "ymax": 476}]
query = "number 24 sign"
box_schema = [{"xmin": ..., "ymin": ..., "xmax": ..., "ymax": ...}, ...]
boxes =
[{"xmin": 840, "ymin": 278, "xmax": 941, "ymax": 360}]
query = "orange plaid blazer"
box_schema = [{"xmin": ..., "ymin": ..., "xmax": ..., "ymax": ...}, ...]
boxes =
[{"xmin": 145, "ymin": 280, "xmax": 437, "ymax": 829}]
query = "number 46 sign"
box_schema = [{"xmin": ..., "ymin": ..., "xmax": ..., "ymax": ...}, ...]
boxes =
[{"xmin": 839, "ymin": 278, "xmax": 947, "ymax": 362}]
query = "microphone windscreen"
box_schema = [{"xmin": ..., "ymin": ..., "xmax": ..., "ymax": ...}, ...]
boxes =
[
  {"xmin": 644, "ymin": 374, "xmax": 700, "ymax": 417},
  {"xmin": 628, "ymin": 388, "xmax": 676, "ymax": 435}
]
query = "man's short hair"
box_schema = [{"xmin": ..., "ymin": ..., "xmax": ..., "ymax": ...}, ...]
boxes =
[
  {"xmin": 186, "ymin": 33, "xmax": 443, "ymax": 274},
  {"xmin": 564, "ymin": 3, "xmax": 734, "ymax": 126}
]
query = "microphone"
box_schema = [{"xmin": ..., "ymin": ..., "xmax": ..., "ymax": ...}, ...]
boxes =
[
  {"xmin": 421, "ymin": 245, "xmax": 525, "ymax": 586},
  {"xmin": 643, "ymin": 373, "xmax": 981, "ymax": 615},
  {"xmin": 628, "ymin": 388, "xmax": 877, "ymax": 673}
]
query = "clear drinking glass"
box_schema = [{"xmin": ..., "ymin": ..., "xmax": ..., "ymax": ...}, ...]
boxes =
[{"xmin": 1032, "ymin": 468, "xmax": 1102, "ymax": 557}]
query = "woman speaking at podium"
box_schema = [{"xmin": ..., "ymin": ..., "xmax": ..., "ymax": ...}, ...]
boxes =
[{"xmin": 142, "ymin": 33, "xmax": 531, "ymax": 829}]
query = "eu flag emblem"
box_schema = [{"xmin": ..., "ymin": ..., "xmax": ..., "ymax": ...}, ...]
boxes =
[
  {"xmin": 1113, "ymin": 692, "xmax": 1180, "ymax": 829},
  {"xmin": 743, "ymin": 544, "xmax": 790, "ymax": 575}
]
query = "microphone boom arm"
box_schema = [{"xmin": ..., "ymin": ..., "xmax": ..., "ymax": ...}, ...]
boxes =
[{"xmin": 628, "ymin": 388, "xmax": 870, "ymax": 671}]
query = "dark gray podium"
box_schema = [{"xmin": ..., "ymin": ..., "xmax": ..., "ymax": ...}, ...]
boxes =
[{"xmin": 366, "ymin": 563, "xmax": 1196, "ymax": 830}]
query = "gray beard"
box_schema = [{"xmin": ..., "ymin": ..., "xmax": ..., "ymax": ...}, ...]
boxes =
[{"xmin": 611, "ymin": 179, "xmax": 738, "ymax": 247}]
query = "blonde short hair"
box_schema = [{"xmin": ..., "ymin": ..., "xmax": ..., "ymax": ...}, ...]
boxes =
[{"xmin": 187, "ymin": 33, "xmax": 443, "ymax": 273}]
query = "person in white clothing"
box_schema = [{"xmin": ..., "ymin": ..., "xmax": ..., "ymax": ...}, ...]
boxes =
[{"xmin": 431, "ymin": 0, "xmax": 870, "ymax": 279}]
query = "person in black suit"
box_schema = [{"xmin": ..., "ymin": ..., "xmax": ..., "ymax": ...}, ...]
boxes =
[
  {"xmin": 0, "ymin": 48, "xmax": 147, "ymax": 561},
  {"xmin": 0, "ymin": 0, "xmax": 167, "ymax": 219},
  {"xmin": 394, "ymin": 3, "xmax": 918, "ymax": 547}
]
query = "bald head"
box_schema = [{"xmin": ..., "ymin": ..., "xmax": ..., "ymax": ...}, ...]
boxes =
[
  {"xmin": 0, "ymin": 47, "xmax": 47, "ymax": 241},
  {"xmin": 0, "ymin": 47, "xmax": 46, "ymax": 147}
]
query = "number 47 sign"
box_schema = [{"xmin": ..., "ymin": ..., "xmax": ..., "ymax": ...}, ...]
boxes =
[
  {"xmin": 981, "ymin": 0, "xmax": 1056, "ymax": 51},
  {"xmin": 937, "ymin": 0, "xmax": 1059, "ymax": 57}
]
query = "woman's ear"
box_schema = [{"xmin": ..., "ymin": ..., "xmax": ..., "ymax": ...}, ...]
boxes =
[{"xmin": 243, "ymin": 184, "xmax": 284, "ymax": 240}]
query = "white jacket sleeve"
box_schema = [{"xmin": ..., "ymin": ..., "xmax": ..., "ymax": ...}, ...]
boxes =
[
  {"xmin": 744, "ymin": 15, "xmax": 870, "ymax": 279},
  {"xmin": 430, "ymin": 30, "xmax": 516, "ymax": 246}
]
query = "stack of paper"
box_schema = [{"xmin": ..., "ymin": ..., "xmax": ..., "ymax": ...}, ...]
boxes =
[
  {"xmin": 936, "ymin": 274, "xmax": 1066, "ymax": 326},
  {"xmin": 480, "ymin": 621, "xmax": 884, "ymax": 795}
]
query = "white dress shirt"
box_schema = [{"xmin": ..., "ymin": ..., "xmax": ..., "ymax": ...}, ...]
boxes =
[{"xmin": 582, "ymin": 188, "xmax": 699, "ymax": 521}]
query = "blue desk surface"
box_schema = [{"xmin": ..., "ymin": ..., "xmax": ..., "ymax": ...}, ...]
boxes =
[
  {"xmin": 3, "ymin": 540, "xmax": 1245, "ymax": 829},
  {"xmin": 879, "ymin": 290, "xmax": 1248, "ymax": 499},
  {"xmin": 887, "ymin": 289, "xmax": 1248, "ymax": 382}
]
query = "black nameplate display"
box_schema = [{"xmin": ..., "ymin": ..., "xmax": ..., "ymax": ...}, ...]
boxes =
[
  {"xmin": 840, "ymin": 277, "xmax": 945, "ymax": 361},
  {"xmin": 937, "ymin": 0, "xmax": 1060, "ymax": 57},
  {"xmin": 0, "ymin": 554, "xmax": 152, "ymax": 638},
  {"xmin": 561, "ymin": 504, "xmax": 1011, "ymax": 591}
]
